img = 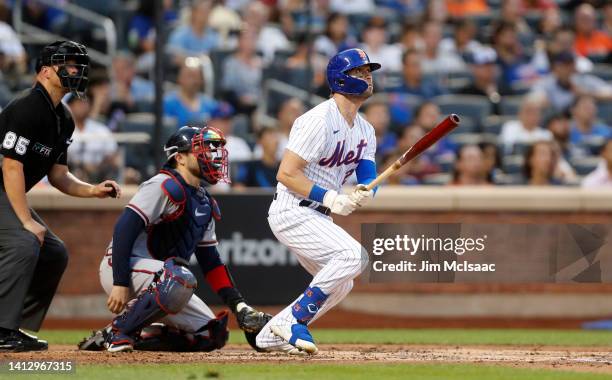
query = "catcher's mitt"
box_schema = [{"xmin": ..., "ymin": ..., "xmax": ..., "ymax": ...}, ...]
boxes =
[{"xmin": 236, "ymin": 306, "xmax": 272, "ymax": 352}]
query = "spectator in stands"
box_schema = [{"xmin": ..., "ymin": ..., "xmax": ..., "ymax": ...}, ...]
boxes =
[
  {"xmin": 0, "ymin": 19, "xmax": 26, "ymax": 77},
  {"xmin": 65, "ymin": 94, "xmax": 120, "ymax": 184},
  {"xmin": 569, "ymin": 95, "xmax": 611, "ymax": 146},
  {"xmin": 444, "ymin": 0, "xmax": 489, "ymax": 17},
  {"xmin": 437, "ymin": 18, "xmax": 483, "ymax": 73},
  {"xmin": 281, "ymin": 34, "xmax": 327, "ymax": 92},
  {"xmin": 276, "ymin": 97, "xmax": 305, "ymax": 157},
  {"xmin": 500, "ymin": 0, "xmax": 532, "ymax": 38},
  {"xmin": 479, "ymin": 141, "xmax": 503, "ymax": 184},
  {"xmin": 22, "ymin": 1, "xmax": 66, "ymax": 33},
  {"xmin": 234, "ymin": 127, "xmax": 280, "ymax": 188},
  {"xmin": 207, "ymin": 102, "xmax": 252, "ymax": 163},
  {"xmin": 397, "ymin": 23, "xmax": 423, "ymax": 53},
  {"xmin": 456, "ymin": 47, "xmax": 513, "ymax": 114},
  {"xmin": 420, "ymin": 21, "xmax": 449, "ymax": 76},
  {"xmin": 500, "ymin": 94, "xmax": 552, "ymax": 154},
  {"xmin": 543, "ymin": 27, "xmax": 594, "ymax": 73},
  {"xmin": 380, "ymin": 149, "xmax": 421, "ymax": 185},
  {"xmin": 363, "ymin": 98, "xmax": 397, "ymax": 161},
  {"xmin": 86, "ymin": 72, "xmax": 113, "ymax": 123},
  {"xmin": 530, "ymin": 51, "xmax": 612, "ymax": 112},
  {"xmin": 387, "ymin": 49, "xmax": 447, "ymax": 99},
  {"xmin": 491, "ymin": 21, "xmax": 539, "ymax": 91},
  {"xmin": 360, "ymin": 16, "xmax": 402, "ymax": 73},
  {"xmin": 110, "ymin": 52, "xmax": 154, "ymax": 111},
  {"xmin": 545, "ymin": 112, "xmax": 578, "ymax": 161},
  {"xmin": 221, "ymin": 28, "xmax": 263, "ymax": 116},
  {"xmin": 314, "ymin": 12, "xmax": 358, "ymax": 59},
  {"xmin": 242, "ymin": 1, "xmax": 290, "ymax": 64},
  {"xmin": 573, "ymin": 3, "xmax": 612, "ymax": 58},
  {"xmin": 582, "ymin": 139, "xmax": 612, "ymax": 188},
  {"xmin": 604, "ymin": 1, "xmax": 612, "ymax": 36},
  {"xmin": 450, "ymin": 145, "xmax": 490, "ymax": 185},
  {"xmin": 164, "ymin": 57, "xmax": 218, "ymax": 127},
  {"xmin": 167, "ymin": 0, "xmax": 219, "ymax": 64},
  {"xmin": 523, "ymin": 141, "xmax": 564, "ymax": 185},
  {"xmin": 395, "ymin": 125, "xmax": 441, "ymax": 181},
  {"xmin": 128, "ymin": 0, "xmax": 178, "ymax": 73},
  {"xmin": 538, "ymin": 7, "xmax": 562, "ymax": 39},
  {"xmin": 412, "ymin": 101, "xmax": 457, "ymax": 161},
  {"xmin": 330, "ymin": 0, "xmax": 375, "ymax": 14},
  {"xmin": 208, "ymin": 0, "xmax": 242, "ymax": 48}
]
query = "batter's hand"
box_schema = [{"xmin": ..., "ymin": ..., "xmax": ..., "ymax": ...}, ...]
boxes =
[
  {"xmin": 23, "ymin": 219, "xmax": 46, "ymax": 246},
  {"xmin": 350, "ymin": 184, "xmax": 374, "ymax": 207},
  {"xmin": 236, "ymin": 304, "xmax": 272, "ymax": 333},
  {"xmin": 91, "ymin": 180, "xmax": 122, "ymax": 199},
  {"xmin": 323, "ymin": 190, "xmax": 358, "ymax": 216},
  {"xmin": 107, "ymin": 285, "xmax": 130, "ymax": 314}
]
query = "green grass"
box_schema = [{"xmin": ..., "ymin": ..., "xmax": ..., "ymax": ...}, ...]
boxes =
[
  {"xmin": 38, "ymin": 328, "xmax": 612, "ymax": 347},
  {"xmin": 7, "ymin": 363, "xmax": 612, "ymax": 380}
]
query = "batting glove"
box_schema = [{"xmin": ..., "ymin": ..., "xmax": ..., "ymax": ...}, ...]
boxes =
[
  {"xmin": 322, "ymin": 190, "xmax": 358, "ymax": 216},
  {"xmin": 350, "ymin": 184, "xmax": 374, "ymax": 207}
]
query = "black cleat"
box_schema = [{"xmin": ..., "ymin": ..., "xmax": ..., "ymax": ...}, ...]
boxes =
[{"xmin": 0, "ymin": 330, "xmax": 48, "ymax": 352}]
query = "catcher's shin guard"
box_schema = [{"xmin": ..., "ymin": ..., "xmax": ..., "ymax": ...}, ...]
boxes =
[
  {"xmin": 110, "ymin": 257, "xmax": 197, "ymax": 349},
  {"xmin": 190, "ymin": 310, "xmax": 230, "ymax": 352}
]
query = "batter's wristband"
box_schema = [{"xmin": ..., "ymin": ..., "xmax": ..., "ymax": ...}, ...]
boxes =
[{"xmin": 309, "ymin": 184, "xmax": 328, "ymax": 203}]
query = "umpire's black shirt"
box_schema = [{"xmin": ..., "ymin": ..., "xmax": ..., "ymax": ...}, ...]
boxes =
[{"xmin": 0, "ymin": 82, "xmax": 74, "ymax": 192}]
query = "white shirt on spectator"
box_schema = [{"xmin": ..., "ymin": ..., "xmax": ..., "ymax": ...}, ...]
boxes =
[
  {"xmin": 500, "ymin": 120, "xmax": 552, "ymax": 153},
  {"xmin": 226, "ymin": 135, "xmax": 252, "ymax": 163},
  {"xmin": 330, "ymin": 0, "xmax": 375, "ymax": 14},
  {"xmin": 581, "ymin": 161, "xmax": 612, "ymax": 188},
  {"xmin": 0, "ymin": 22, "xmax": 24, "ymax": 58},
  {"xmin": 68, "ymin": 119, "xmax": 117, "ymax": 166},
  {"xmin": 359, "ymin": 43, "xmax": 402, "ymax": 72}
]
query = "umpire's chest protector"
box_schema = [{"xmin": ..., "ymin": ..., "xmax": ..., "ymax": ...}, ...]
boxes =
[{"xmin": 147, "ymin": 168, "xmax": 220, "ymax": 261}]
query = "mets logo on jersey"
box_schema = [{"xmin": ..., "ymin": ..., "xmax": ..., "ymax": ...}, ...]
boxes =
[{"xmin": 319, "ymin": 139, "xmax": 367, "ymax": 168}]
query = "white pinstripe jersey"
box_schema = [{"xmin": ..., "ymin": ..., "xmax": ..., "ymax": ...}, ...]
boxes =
[{"xmin": 277, "ymin": 98, "xmax": 376, "ymax": 200}]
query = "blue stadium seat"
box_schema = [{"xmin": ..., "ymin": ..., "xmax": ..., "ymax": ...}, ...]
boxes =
[
  {"xmin": 432, "ymin": 95, "xmax": 492, "ymax": 130},
  {"xmin": 482, "ymin": 115, "xmax": 514, "ymax": 135},
  {"xmin": 118, "ymin": 113, "xmax": 177, "ymax": 177}
]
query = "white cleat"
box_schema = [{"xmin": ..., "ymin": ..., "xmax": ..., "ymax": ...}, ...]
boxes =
[{"xmin": 270, "ymin": 324, "xmax": 318, "ymax": 354}]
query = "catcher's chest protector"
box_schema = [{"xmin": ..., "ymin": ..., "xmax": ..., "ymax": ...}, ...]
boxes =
[{"xmin": 147, "ymin": 168, "xmax": 219, "ymax": 261}]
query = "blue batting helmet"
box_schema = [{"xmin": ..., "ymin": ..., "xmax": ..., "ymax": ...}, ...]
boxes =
[{"xmin": 326, "ymin": 48, "xmax": 381, "ymax": 95}]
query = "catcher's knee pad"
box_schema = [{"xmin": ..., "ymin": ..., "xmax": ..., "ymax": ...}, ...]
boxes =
[
  {"xmin": 156, "ymin": 257, "xmax": 197, "ymax": 314},
  {"xmin": 112, "ymin": 257, "xmax": 196, "ymax": 336},
  {"xmin": 191, "ymin": 310, "xmax": 230, "ymax": 352}
]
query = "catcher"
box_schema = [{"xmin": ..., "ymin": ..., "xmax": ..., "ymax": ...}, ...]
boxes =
[{"xmin": 79, "ymin": 125, "xmax": 270, "ymax": 352}]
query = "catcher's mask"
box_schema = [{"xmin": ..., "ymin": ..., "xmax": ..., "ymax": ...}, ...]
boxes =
[
  {"xmin": 164, "ymin": 125, "xmax": 230, "ymax": 184},
  {"xmin": 36, "ymin": 40, "xmax": 90, "ymax": 98}
]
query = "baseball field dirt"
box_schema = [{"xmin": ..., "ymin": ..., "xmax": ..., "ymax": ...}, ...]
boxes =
[{"xmin": 2, "ymin": 329, "xmax": 612, "ymax": 379}]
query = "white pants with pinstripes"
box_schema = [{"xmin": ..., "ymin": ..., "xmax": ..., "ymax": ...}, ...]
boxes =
[
  {"xmin": 99, "ymin": 254, "xmax": 216, "ymax": 334},
  {"xmin": 255, "ymin": 191, "xmax": 368, "ymax": 350}
]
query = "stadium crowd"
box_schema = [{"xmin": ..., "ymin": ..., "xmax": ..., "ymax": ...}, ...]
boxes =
[{"xmin": 0, "ymin": 0, "xmax": 610, "ymax": 188}]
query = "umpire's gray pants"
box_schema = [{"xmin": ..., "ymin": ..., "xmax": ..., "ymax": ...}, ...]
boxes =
[{"xmin": 0, "ymin": 190, "xmax": 68, "ymax": 331}]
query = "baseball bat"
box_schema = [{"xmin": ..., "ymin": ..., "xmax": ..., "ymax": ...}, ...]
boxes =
[{"xmin": 365, "ymin": 114, "xmax": 461, "ymax": 191}]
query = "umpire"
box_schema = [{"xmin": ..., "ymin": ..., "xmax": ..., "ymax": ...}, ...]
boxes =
[{"xmin": 0, "ymin": 41, "xmax": 122, "ymax": 352}]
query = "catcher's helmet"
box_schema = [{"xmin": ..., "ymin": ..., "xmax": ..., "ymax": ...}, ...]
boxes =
[
  {"xmin": 326, "ymin": 48, "xmax": 381, "ymax": 95},
  {"xmin": 36, "ymin": 40, "xmax": 90, "ymax": 96},
  {"xmin": 164, "ymin": 126, "xmax": 229, "ymax": 184}
]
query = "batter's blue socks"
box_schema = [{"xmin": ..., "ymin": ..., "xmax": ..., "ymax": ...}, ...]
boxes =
[{"xmin": 292, "ymin": 286, "xmax": 328, "ymax": 324}]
